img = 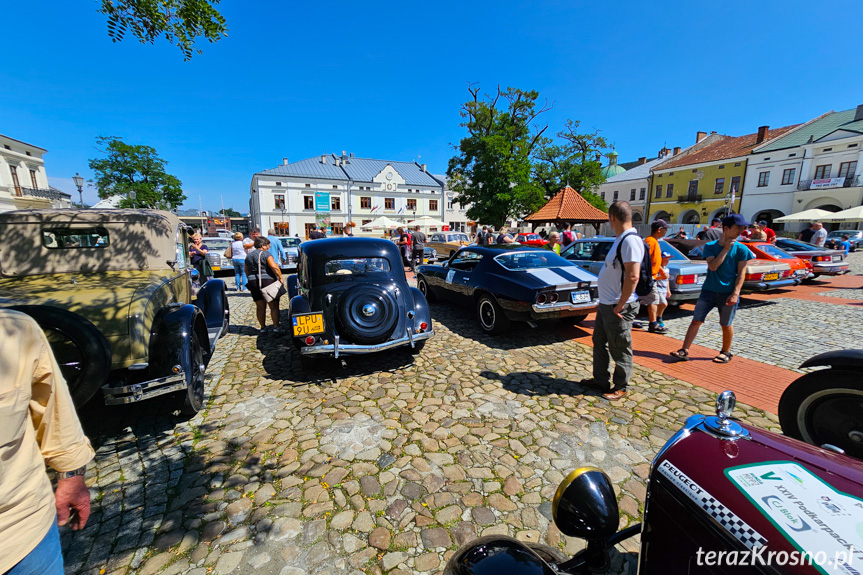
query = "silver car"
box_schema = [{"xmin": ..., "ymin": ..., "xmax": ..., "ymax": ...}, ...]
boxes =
[
  {"xmin": 201, "ymin": 237, "xmax": 233, "ymax": 275},
  {"xmin": 277, "ymin": 236, "xmax": 301, "ymax": 271}
]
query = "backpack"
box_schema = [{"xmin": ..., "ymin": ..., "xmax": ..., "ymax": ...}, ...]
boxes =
[
  {"xmin": 615, "ymin": 231, "xmax": 655, "ymax": 297},
  {"xmin": 562, "ymin": 230, "xmax": 574, "ymax": 246}
]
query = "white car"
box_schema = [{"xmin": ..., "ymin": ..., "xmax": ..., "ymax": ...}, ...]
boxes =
[
  {"xmin": 276, "ymin": 236, "xmax": 301, "ymax": 271},
  {"xmin": 201, "ymin": 237, "xmax": 233, "ymax": 275}
]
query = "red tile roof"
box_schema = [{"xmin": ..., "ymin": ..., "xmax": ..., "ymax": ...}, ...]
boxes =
[
  {"xmin": 654, "ymin": 125, "xmax": 801, "ymax": 171},
  {"xmin": 525, "ymin": 186, "xmax": 608, "ymax": 222}
]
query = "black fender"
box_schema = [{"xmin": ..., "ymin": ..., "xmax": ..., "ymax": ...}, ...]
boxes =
[
  {"xmin": 287, "ymin": 274, "xmax": 299, "ymax": 299},
  {"xmin": 148, "ymin": 304, "xmax": 211, "ymax": 386},
  {"xmin": 289, "ymin": 294, "xmax": 311, "ymax": 315},
  {"xmin": 799, "ymin": 349, "xmax": 863, "ymax": 370},
  {"xmin": 194, "ymin": 278, "xmax": 229, "ymax": 332},
  {"xmin": 409, "ymin": 287, "xmax": 432, "ymax": 330},
  {"xmin": 444, "ymin": 536, "xmax": 557, "ymax": 575}
]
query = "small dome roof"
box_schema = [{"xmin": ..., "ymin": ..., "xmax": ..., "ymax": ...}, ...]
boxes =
[{"xmin": 601, "ymin": 151, "xmax": 626, "ymax": 178}]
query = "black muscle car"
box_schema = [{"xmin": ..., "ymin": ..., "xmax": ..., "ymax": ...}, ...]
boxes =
[
  {"xmin": 287, "ymin": 237, "xmax": 433, "ymax": 362},
  {"xmin": 416, "ymin": 245, "xmax": 598, "ymax": 335}
]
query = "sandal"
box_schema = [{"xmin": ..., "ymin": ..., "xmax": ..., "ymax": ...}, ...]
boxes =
[
  {"xmin": 669, "ymin": 349, "xmax": 689, "ymax": 361},
  {"xmin": 713, "ymin": 351, "xmax": 734, "ymax": 364}
]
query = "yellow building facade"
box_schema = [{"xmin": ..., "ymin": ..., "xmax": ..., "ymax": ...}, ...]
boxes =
[{"xmin": 647, "ymin": 160, "xmax": 746, "ymax": 225}]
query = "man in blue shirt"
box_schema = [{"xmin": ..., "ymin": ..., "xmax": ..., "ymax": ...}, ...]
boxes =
[
  {"xmin": 266, "ymin": 229, "xmax": 287, "ymax": 267},
  {"xmin": 839, "ymin": 234, "xmax": 852, "ymax": 255},
  {"xmin": 670, "ymin": 214, "xmax": 753, "ymax": 364}
]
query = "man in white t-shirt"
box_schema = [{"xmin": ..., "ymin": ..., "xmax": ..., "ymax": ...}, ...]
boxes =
[
  {"xmin": 581, "ymin": 201, "xmax": 644, "ymax": 401},
  {"xmin": 811, "ymin": 221, "xmax": 827, "ymax": 247}
]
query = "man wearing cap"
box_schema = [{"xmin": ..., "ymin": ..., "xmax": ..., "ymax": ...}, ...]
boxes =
[
  {"xmin": 696, "ymin": 218, "xmax": 723, "ymax": 241},
  {"xmin": 640, "ymin": 219, "xmax": 669, "ymax": 333},
  {"xmin": 671, "ymin": 214, "xmax": 753, "ymax": 364},
  {"xmin": 758, "ymin": 220, "xmax": 776, "ymax": 243}
]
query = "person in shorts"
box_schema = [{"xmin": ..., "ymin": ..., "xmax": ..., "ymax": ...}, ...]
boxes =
[
  {"xmin": 639, "ymin": 219, "xmax": 667, "ymax": 333},
  {"xmin": 245, "ymin": 237, "xmax": 287, "ymax": 334},
  {"xmin": 654, "ymin": 252, "xmax": 672, "ymax": 330},
  {"xmin": 671, "ymin": 214, "xmax": 753, "ymax": 363}
]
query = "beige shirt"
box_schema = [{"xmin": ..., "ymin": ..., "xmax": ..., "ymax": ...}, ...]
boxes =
[{"xmin": 0, "ymin": 309, "xmax": 95, "ymax": 572}]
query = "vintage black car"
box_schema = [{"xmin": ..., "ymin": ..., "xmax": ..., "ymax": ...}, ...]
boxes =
[
  {"xmin": 416, "ymin": 245, "xmax": 599, "ymax": 335},
  {"xmin": 446, "ymin": 390, "xmax": 863, "ymax": 574},
  {"xmin": 287, "ymin": 237, "xmax": 433, "ymax": 361}
]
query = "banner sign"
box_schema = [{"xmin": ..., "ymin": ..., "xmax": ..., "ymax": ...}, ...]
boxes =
[
  {"xmin": 811, "ymin": 178, "xmax": 845, "ymax": 189},
  {"xmin": 315, "ymin": 192, "xmax": 330, "ymax": 212}
]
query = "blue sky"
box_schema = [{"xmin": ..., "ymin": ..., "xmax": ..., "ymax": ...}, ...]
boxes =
[{"xmin": 1, "ymin": 0, "xmax": 860, "ymax": 212}]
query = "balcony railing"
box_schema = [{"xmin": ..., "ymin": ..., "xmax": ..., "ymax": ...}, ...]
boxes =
[
  {"xmin": 676, "ymin": 194, "xmax": 703, "ymax": 204},
  {"xmin": 19, "ymin": 187, "xmax": 71, "ymax": 201},
  {"xmin": 797, "ymin": 175, "xmax": 860, "ymax": 191}
]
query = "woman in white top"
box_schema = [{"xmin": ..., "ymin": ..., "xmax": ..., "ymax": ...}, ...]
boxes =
[{"xmin": 230, "ymin": 232, "xmax": 248, "ymax": 291}]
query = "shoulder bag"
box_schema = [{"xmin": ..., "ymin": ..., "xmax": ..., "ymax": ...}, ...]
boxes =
[
  {"xmin": 223, "ymin": 245, "xmax": 233, "ymax": 259},
  {"xmin": 256, "ymin": 251, "xmax": 283, "ymax": 302}
]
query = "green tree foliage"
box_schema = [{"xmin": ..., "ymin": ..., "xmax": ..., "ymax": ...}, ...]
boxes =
[
  {"xmin": 447, "ymin": 85, "xmax": 551, "ymax": 228},
  {"xmin": 222, "ymin": 207, "xmax": 243, "ymax": 217},
  {"xmin": 89, "ymin": 137, "xmax": 186, "ymax": 209},
  {"xmin": 99, "ymin": 0, "xmax": 227, "ymax": 60},
  {"xmin": 533, "ymin": 120, "xmax": 609, "ymax": 211}
]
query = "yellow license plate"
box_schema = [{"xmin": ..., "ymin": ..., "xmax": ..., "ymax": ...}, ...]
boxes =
[
  {"xmin": 292, "ymin": 313, "xmax": 324, "ymax": 336},
  {"xmin": 764, "ymin": 272, "xmax": 779, "ymax": 281}
]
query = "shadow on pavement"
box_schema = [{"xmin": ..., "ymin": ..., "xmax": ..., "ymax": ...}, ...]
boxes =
[{"xmin": 479, "ymin": 369, "xmax": 602, "ymax": 398}]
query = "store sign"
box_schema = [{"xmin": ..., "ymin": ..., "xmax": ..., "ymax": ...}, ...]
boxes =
[
  {"xmin": 315, "ymin": 192, "xmax": 330, "ymax": 212},
  {"xmin": 811, "ymin": 177, "xmax": 845, "ymax": 189}
]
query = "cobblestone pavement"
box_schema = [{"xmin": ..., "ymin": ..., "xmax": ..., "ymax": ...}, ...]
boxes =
[
  {"xmin": 61, "ymin": 291, "xmax": 781, "ymax": 575},
  {"xmin": 656, "ymin": 250, "xmax": 863, "ymax": 372}
]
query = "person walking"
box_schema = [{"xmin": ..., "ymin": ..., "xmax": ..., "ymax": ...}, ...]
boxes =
[
  {"xmin": 543, "ymin": 231, "xmax": 561, "ymax": 255},
  {"xmin": 308, "ymin": 224, "xmax": 327, "ymax": 240},
  {"xmin": 476, "ymin": 226, "xmax": 489, "ymax": 246},
  {"xmin": 245, "ymin": 237, "xmax": 286, "ymax": 334},
  {"xmin": 798, "ymin": 222, "xmax": 816, "ymax": 243},
  {"xmin": 580, "ymin": 201, "xmax": 643, "ymax": 401},
  {"xmin": 654, "ymin": 251, "xmax": 672, "ymax": 330},
  {"xmin": 0, "ymin": 309, "xmax": 95, "ymax": 575},
  {"xmin": 230, "ymin": 232, "xmax": 247, "ymax": 291},
  {"xmin": 670, "ymin": 214, "xmax": 753, "ymax": 364},
  {"xmin": 396, "ymin": 227, "xmax": 410, "ymax": 266},
  {"xmin": 410, "ymin": 225, "xmax": 427, "ymax": 272},
  {"xmin": 811, "ymin": 221, "xmax": 827, "ymax": 247},
  {"xmin": 640, "ymin": 219, "xmax": 668, "ymax": 333},
  {"xmin": 266, "ymin": 229, "xmax": 287, "ymax": 267}
]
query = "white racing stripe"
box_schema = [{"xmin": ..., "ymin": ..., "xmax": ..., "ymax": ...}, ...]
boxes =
[{"xmin": 526, "ymin": 268, "xmax": 573, "ymax": 286}]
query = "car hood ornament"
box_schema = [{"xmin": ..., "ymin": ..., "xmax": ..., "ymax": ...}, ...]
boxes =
[{"xmin": 703, "ymin": 390, "xmax": 750, "ymax": 440}]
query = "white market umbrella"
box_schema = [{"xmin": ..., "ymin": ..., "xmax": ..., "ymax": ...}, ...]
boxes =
[
  {"xmin": 773, "ymin": 209, "xmax": 833, "ymax": 223},
  {"xmin": 361, "ymin": 216, "xmax": 402, "ymax": 230},
  {"xmin": 405, "ymin": 216, "xmax": 447, "ymax": 228},
  {"xmin": 822, "ymin": 205, "xmax": 863, "ymax": 223}
]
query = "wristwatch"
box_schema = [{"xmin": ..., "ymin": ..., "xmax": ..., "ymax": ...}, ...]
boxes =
[{"xmin": 58, "ymin": 466, "xmax": 86, "ymax": 479}]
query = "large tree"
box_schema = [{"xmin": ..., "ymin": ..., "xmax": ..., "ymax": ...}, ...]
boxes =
[
  {"xmin": 533, "ymin": 120, "xmax": 609, "ymax": 211},
  {"xmin": 89, "ymin": 137, "xmax": 186, "ymax": 209},
  {"xmin": 99, "ymin": 0, "xmax": 227, "ymax": 60},
  {"xmin": 447, "ymin": 85, "xmax": 551, "ymax": 228}
]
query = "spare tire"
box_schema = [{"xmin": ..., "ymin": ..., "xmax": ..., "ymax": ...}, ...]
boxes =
[
  {"xmin": 336, "ymin": 285, "xmax": 398, "ymax": 345},
  {"xmin": 9, "ymin": 305, "xmax": 111, "ymax": 408}
]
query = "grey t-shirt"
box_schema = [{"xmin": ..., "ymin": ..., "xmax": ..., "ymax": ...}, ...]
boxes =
[{"xmin": 411, "ymin": 231, "xmax": 426, "ymax": 250}]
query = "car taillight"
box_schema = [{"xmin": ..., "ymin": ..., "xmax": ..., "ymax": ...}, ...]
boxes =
[
  {"xmin": 813, "ymin": 256, "xmax": 828, "ymax": 262},
  {"xmin": 745, "ymin": 272, "xmax": 764, "ymax": 281},
  {"xmin": 549, "ymin": 293, "xmax": 559, "ymax": 303},
  {"xmin": 419, "ymin": 322, "xmax": 428, "ymax": 331},
  {"xmin": 537, "ymin": 294, "xmax": 547, "ymax": 304},
  {"xmin": 781, "ymin": 269, "xmax": 792, "ymax": 278},
  {"xmin": 304, "ymin": 336, "xmax": 315, "ymax": 345},
  {"xmin": 675, "ymin": 274, "xmax": 696, "ymax": 285}
]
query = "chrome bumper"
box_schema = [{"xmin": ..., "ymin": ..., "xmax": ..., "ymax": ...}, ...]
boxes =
[
  {"xmin": 743, "ymin": 278, "xmax": 799, "ymax": 291},
  {"xmin": 300, "ymin": 330, "xmax": 434, "ymax": 356},
  {"xmin": 531, "ymin": 300, "xmax": 598, "ymax": 314},
  {"xmin": 813, "ymin": 264, "xmax": 849, "ymax": 275},
  {"xmin": 102, "ymin": 372, "xmax": 187, "ymax": 405},
  {"xmin": 668, "ymin": 290, "xmax": 702, "ymax": 302}
]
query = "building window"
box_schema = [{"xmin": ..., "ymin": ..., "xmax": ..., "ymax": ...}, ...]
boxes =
[
  {"xmin": 666, "ymin": 183, "xmax": 674, "ymax": 198},
  {"xmin": 407, "ymin": 198, "xmax": 416, "ymax": 210},
  {"xmin": 849, "ymin": 143, "xmax": 859, "ymax": 149},
  {"xmin": 838, "ymin": 161, "xmax": 857, "ymax": 179},
  {"xmin": 613, "ymin": 190, "xmax": 619, "ymax": 200},
  {"xmin": 730, "ymin": 176, "xmax": 741, "ymax": 194},
  {"xmin": 814, "ymin": 165, "xmax": 831, "ymax": 179},
  {"xmin": 332, "ymin": 222, "xmax": 344, "ymax": 235},
  {"xmin": 781, "ymin": 168, "xmax": 796, "ymax": 185},
  {"xmin": 29, "ymin": 169, "xmax": 38, "ymax": 189},
  {"xmin": 331, "ymin": 196, "xmax": 341, "ymax": 210},
  {"xmin": 788, "ymin": 153, "xmax": 797, "ymax": 157},
  {"xmin": 275, "ymin": 182, "xmax": 281, "ymax": 186},
  {"xmin": 447, "ymin": 200, "xmax": 453, "ymax": 209},
  {"xmin": 822, "ymin": 148, "xmax": 832, "ymax": 152},
  {"xmin": 362, "ymin": 219, "xmax": 372, "ymax": 226},
  {"xmin": 360, "ymin": 197, "xmax": 371, "ymax": 209},
  {"xmin": 654, "ymin": 185, "xmax": 661, "ymax": 198},
  {"xmin": 757, "ymin": 171, "xmax": 770, "ymax": 187},
  {"xmin": 714, "ymin": 178, "xmax": 725, "ymax": 194},
  {"xmin": 601, "ymin": 191, "xmax": 606, "ymax": 200},
  {"xmin": 688, "ymin": 181, "xmax": 698, "ymax": 195},
  {"xmin": 305, "ymin": 183, "xmax": 311, "ymax": 188},
  {"xmin": 275, "ymin": 194, "xmax": 286, "ymax": 209},
  {"xmin": 9, "ymin": 166, "xmax": 20, "ymax": 195},
  {"xmin": 385, "ymin": 197, "xmax": 395, "ymax": 210},
  {"xmin": 630, "ymin": 189, "xmax": 636, "ymax": 201},
  {"xmin": 718, "ymin": 165, "xmax": 725, "ymax": 169},
  {"xmin": 303, "ymin": 196, "xmax": 314, "ymax": 210},
  {"xmin": 639, "ymin": 188, "xmax": 646, "ymax": 200},
  {"xmin": 429, "ymin": 199, "xmax": 438, "ymax": 211},
  {"xmin": 734, "ymin": 162, "xmax": 741, "ymax": 167}
]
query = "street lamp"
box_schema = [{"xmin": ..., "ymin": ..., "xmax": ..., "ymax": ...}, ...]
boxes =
[
  {"xmin": 72, "ymin": 173, "xmax": 84, "ymax": 207},
  {"xmin": 129, "ymin": 190, "xmax": 137, "ymax": 209}
]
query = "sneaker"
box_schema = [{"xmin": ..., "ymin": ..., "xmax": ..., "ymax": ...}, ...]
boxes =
[
  {"xmin": 260, "ymin": 325, "xmax": 271, "ymax": 333},
  {"xmin": 272, "ymin": 327, "xmax": 285, "ymax": 336}
]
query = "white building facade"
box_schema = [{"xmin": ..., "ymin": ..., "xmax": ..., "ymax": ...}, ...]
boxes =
[
  {"xmin": 250, "ymin": 153, "xmax": 448, "ymax": 237},
  {"xmin": 741, "ymin": 107, "xmax": 863, "ymax": 230},
  {"xmin": 596, "ymin": 151, "xmax": 679, "ymax": 224},
  {"xmin": 0, "ymin": 134, "xmax": 71, "ymax": 212}
]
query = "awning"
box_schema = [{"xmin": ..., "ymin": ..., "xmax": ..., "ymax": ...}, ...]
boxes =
[
  {"xmin": 822, "ymin": 206, "xmax": 863, "ymax": 223},
  {"xmin": 773, "ymin": 209, "xmax": 834, "ymax": 223}
]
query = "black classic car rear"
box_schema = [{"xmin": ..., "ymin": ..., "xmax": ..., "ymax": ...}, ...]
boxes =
[{"xmin": 287, "ymin": 238, "xmax": 433, "ymax": 360}]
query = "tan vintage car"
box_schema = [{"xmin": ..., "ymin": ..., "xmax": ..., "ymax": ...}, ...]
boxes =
[
  {"xmin": 0, "ymin": 209, "xmax": 229, "ymax": 415},
  {"xmin": 425, "ymin": 231, "xmax": 472, "ymax": 260}
]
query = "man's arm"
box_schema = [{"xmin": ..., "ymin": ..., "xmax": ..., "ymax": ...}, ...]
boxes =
[
  {"xmin": 706, "ymin": 241, "xmax": 734, "ymax": 271},
  {"xmin": 30, "ymin": 327, "xmax": 95, "ymax": 530},
  {"xmin": 726, "ymin": 258, "xmax": 748, "ymax": 306},
  {"xmin": 614, "ymin": 261, "xmax": 640, "ymax": 317}
]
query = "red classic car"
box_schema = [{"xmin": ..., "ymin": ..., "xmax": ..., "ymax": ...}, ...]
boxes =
[
  {"xmin": 445, "ymin": 390, "xmax": 863, "ymax": 574},
  {"xmin": 515, "ymin": 233, "xmax": 548, "ymax": 247},
  {"xmin": 744, "ymin": 240, "xmax": 813, "ymax": 283}
]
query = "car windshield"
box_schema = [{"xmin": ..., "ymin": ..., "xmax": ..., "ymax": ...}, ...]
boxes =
[
  {"xmin": 325, "ymin": 258, "xmax": 391, "ymax": 276},
  {"xmin": 205, "ymin": 239, "xmax": 231, "ymax": 251},
  {"xmin": 657, "ymin": 240, "xmax": 688, "ymax": 261},
  {"xmin": 280, "ymin": 238, "xmax": 301, "ymax": 248},
  {"xmin": 757, "ymin": 244, "xmax": 796, "ymax": 260},
  {"xmin": 493, "ymin": 251, "xmax": 578, "ymax": 270},
  {"xmin": 776, "ymin": 239, "xmax": 818, "ymax": 251},
  {"xmin": 446, "ymin": 234, "xmax": 469, "ymax": 242}
]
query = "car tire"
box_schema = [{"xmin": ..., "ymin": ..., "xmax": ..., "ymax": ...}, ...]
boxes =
[
  {"xmin": 10, "ymin": 305, "xmax": 111, "ymax": 409},
  {"xmin": 476, "ymin": 294, "xmax": 511, "ymax": 335},
  {"xmin": 778, "ymin": 370, "xmax": 863, "ymax": 460},
  {"xmin": 563, "ymin": 314, "xmax": 588, "ymax": 325},
  {"xmin": 337, "ymin": 285, "xmax": 399, "ymax": 344},
  {"xmin": 417, "ymin": 276, "xmax": 436, "ymax": 302},
  {"xmin": 220, "ymin": 295, "xmax": 230, "ymax": 338},
  {"xmin": 178, "ymin": 329, "xmax": 206, "ymax": 416}
]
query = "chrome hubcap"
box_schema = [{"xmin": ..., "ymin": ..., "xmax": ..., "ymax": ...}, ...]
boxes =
[{"xmin": 362, "ymin": 303, "xmax": 376, "ymax": 317}]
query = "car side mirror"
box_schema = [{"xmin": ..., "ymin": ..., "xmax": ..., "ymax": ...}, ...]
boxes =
[{"xmin": 553, "ymin": 467, "xmax": 619, "ymax": 540}]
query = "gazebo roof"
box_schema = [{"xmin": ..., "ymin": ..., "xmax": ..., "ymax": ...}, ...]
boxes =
[{"xmin": 525, "ymin": 186, "xmax": 608, "ymax": 223}]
